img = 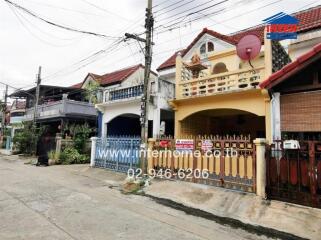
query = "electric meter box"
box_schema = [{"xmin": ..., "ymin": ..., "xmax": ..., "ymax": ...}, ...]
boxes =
[{"xmin": 283, "ymin": 140, "xmax": 300, "ymax": 149}]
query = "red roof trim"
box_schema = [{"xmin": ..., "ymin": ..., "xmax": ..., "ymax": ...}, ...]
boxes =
[
  {"xmin": 259, "ymin": 42, "xmax": 321, "ymax": 89},
  {"xmin": 71, "ymin": 64, "xmax": 150, "ymax": 88}
]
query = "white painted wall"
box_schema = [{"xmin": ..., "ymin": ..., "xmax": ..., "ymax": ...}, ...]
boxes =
[
  {"xmin": 281, "ymin": 29, "xmax": 321, "ymax": 60},
  {"xmin": 183, "ymin": 33, "xmax": 234, "ymax": 62},
  {"xmin": 98, "ymin": 65, "xmax": 174, "ymax": 137}
]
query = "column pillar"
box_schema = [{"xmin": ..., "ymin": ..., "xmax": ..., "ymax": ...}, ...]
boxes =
[
  {"xmin": 90, "ymin": 137, "xmax": 98, "ymax": 167},
  {"xmin": 254, "ymin": 138, "xmax": 267, "ymax": 198}
]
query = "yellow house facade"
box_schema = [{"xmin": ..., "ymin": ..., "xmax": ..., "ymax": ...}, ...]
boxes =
[{"xmin": 166, "ymin": 28, "xmax": 276, "ymax": 142}]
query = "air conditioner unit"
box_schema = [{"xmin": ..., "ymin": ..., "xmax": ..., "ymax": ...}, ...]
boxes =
[{"xmin": 283, "ymin": 140, "xmax": 300, "ymax": 150}]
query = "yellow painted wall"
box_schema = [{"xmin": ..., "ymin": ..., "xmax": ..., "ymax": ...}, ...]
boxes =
[{"xmin": 172, "ymin": 38, "xmax": 273, "ymax": 142}]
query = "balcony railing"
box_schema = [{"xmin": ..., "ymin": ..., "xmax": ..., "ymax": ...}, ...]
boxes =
[
  {"xmin": 104, "ymin": 85, "xmax": 143, "ymax": 103},
  {"xmin": 178, "ymin": 66, "xmax": 265, "ymax": 99},
  {"xmin": 10, "ymin": 116, "xmax": 25, "ymax": 124},
  {"xmin": 24, "ymin": 99, "xmax": 97, "ymax": 121}
]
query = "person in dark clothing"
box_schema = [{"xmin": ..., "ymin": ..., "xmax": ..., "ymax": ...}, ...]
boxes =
[{"xmin": 36, "ymin": 131, "xmax": 50, "ymax": 166}]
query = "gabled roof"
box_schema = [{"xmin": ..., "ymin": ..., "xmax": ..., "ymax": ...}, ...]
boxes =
[
  {"xmin": 99, "ymin": 64, "xmax": 143, "ymax": 86},
  {"xmin": 156, "ymin": 50, "xmax": 185, "ymax": 71},
  {"xmin": 230, "ymin": 5, "xmax": 321, "ymax": 43},
  {"xmin": 157, "ymin": 5, "xmax": 321, "ymax": 71},
  {"xmin": 157, "ymin": 29, "xmax": 236, "ymax": 71},
  {"xmin": 71, "ymin": 64, "xmax": 147, "ymax": 88},
  {"xmin": 183, "ymin": 28, "xmax": 237, "ymax": 54},
  {"xmin": 260, "ymin": 42, "xmax": 321, "ymax": 89}
]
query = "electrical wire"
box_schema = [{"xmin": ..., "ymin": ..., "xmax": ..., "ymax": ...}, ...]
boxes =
[
  {"xmin": 154, "ymin": 0, "xmax": 187, "ymax": 14},
  {"xmin": 78, "ymin": 0, "xmax": 134, "ymax": 23},
  {"xmin": 153, "ymin": 0, "xmax": 176, "ymax": 9},
  {"xmin": 155, "ymin": 0, "xmax": 224, "ymax": 24},
  {"xmin": 42, "ymin": 40, "xmax": 126, "ymax": 83},
  {"xmin": 10, "ymin": 4, "xmax": 84, "ymax": 47},
  {"xmin": 156, "ymin": 0, "xmax": 229, "ymax": 29},
  {"xmin": 3, "ymin": 0, "xmax": 122, "ymax": 40},
  {"xmin": 155, "ymin": 0, "xmax": 284, "ymax": 34}
]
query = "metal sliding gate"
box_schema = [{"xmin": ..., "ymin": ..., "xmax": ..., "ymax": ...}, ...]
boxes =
[
  {"xmin": 266, "ymin": 140, "xmax": 321, "ymax": 208},
  {"xmin": 94, "ymin": 137, "xmax": 141, "ymax": 173},
  {"xmin": 150, "ymin": 136, "xmax": 256, "ymax": 193}
]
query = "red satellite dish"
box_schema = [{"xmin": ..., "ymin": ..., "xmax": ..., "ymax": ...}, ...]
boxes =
[{"xmin": 236, "ymin": 34, "xmax": 262, "ymax": 61}]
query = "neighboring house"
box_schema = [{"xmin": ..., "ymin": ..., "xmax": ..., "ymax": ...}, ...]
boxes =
[
  {"xmin": 157, "ymin": 5, "xmax": 321, "ymax": 142},
  {"xmin": 260, "ymin": 43, "xmax": 321, "ymax": 140},
  {"xmin": 8, "ymin": 100, "xmax": 26, "ymax": 139},
  {"xmin": 10, "ymin": 85, "xmax": 97, "ymax": 136},
  {"xmin": 73, "ymin": 64, "xmax": 175, "ymax": 137}
]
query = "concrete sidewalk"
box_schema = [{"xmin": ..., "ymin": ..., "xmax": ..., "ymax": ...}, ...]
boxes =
[
  {"xmin": 144, "ymin": 180, "xmax": 321, "ymax": 240},
  {"xmin": 63, "ymin": 164, "xmax": 321, "ymax": 239}
]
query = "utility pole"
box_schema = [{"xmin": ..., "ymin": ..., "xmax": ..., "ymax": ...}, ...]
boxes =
[
  {"xmin": 4, "ymin": 84, "xmax": 8, "ymax": 133},
  {"xmin": 125, "ymin": 0, "xmax": 153, "ymax": 174},
  {"xmin": 33, "ymin": 66, "xmax": 41, "ymax": 126},
  {"xmin": 1, "ymin": 84, "xmax": 8, "ymax": 137}
]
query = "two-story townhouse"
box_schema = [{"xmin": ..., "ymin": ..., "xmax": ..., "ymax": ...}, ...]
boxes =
[
  {"xmin": 157, "ymin": 5, "xmax": 321, "ymax": 142},
  {"xmin": 10, "ymin": 85, "xmax": 97, "ymax": 136},
  {"xmin": 73, "ymin": 64, "xmax": 175, "ymax": 138}
]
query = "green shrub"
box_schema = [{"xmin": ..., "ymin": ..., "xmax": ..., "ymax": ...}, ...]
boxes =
[
  {"xmin": 12, "ymin": 122, "xmax": 46, "ymax": 155},
  {"xmin": 59, "ymin": 147, "xmax": 89, "ymax": 165}
]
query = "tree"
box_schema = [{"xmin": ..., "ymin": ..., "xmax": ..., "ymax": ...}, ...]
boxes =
[{"xmin": 84, "ymin": 81, "xmax": 101, "ymax": 104}]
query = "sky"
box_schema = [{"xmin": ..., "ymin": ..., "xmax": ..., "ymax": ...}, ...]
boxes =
[{"xmin": 0, "ymin": 0, "xmax": 320, "ymax": 97}]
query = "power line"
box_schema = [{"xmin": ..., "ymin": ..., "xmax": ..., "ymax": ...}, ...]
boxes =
[
  {"xmin": 78, "ymin": 0, "xmax": 134, "ymax": 23},
  {"xmin": 154, "ymin": 0, "xmax": 187, "ymax": 14},
  {"xmin": 153, "ymin": 0, "xmax": 175, "ymax": 9},
  {"xmin": 21, "ymin": 0, "xmax": 113, "ymax": 19},
  {"xmin": 155, "ymin": 0, "xmax": 229, "ymax": 29},
  {"xmin": 155, "ymin": 0, "xmax": 284, "ymax": 34},
  {"xmin": 42, "ymin": 39, "xmax": 129, "ymax": 84},
  {"xmin": 155, "ymin": 0, "xmax": 221, "ymax": 23},
  {"xmin": 9, "ymin": 4, "xmax": 83, "ymax": 47},
  {"xmin": 3, "ymin": 0, "xmax": 121, "ymax": 40}
]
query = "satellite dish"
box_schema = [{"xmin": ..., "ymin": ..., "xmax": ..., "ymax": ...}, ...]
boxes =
[{"xmin": 236, "ymin": 34, "xmax": 262, "ymax": 61}]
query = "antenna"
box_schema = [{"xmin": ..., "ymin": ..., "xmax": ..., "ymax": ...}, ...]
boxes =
[{"xmin": 236, "ymin": 34, "xmax": 262, "ymax": 68}]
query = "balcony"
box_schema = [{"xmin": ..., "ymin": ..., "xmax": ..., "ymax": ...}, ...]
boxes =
[
  {"xmin": 177, "ymin": 65, "xmax": 265, "ymax": 99},
  {"xmin": 103, "ymin": 85, "xmax": 143, "ymax": 103},
  {"xmin": 24, "ymin": 99, "xmax": 97, "ymax": 121},
  {"xmin": 10, "ymin": 116, "xmax": 25, "ymax": 124}
]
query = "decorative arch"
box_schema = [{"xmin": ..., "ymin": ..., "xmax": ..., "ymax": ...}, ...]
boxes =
[
  {"xmin": 180, "ymin": 108, "xmax": 261, "ymax": 122},
  {"xmin": 106, "ymin": 113, "xmax": 140, "ymax": 136},
  {"xmin": 213, "ymin": 62, "xmax": 228, "ymax": 74},
  {"xmin": 107, "ymin": 113, "xmax": 139, "ymax": 123}
]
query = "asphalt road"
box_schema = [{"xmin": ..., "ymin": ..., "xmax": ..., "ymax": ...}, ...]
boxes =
[{"xmin": 0, "ymin": 155, "xmax": 271, "ymax": 240}]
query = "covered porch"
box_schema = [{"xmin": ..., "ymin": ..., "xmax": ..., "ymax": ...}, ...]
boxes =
[{"xmin": 171, "ymin": 89, "xmax": 271, "ymax": 141}]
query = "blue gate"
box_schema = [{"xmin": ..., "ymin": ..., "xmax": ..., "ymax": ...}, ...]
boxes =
[{"xmin": 94, "ymin": 137, "xmax": 141, "ymax": 173}]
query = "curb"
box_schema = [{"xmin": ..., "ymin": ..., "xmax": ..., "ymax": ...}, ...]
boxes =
[{"xmin": 142, "ymin": 193, "xmax": 308, "ymax": 240}]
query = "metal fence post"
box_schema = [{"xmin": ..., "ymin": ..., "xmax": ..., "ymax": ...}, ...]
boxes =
[
  {"xmin": 55, "ymin": 136, "xmax": 62, "ymax": 155},
  {"xmin": 254, "ymin": 138, "xmax": 267, "ymax": 198},
  {"xmin": 147, "ymin": 138, "xmax": 156, "ymax": 172},
  {"xmin": 90, "ymin": 137, "xmax": 98, "ymax": 167}
]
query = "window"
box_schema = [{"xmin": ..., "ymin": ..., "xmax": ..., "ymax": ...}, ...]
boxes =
[
  {"xmin": 208, "ymin": 42, "xmax": 214, "ymax": 52},
  {"xmin": 200, "ymin": 43, "xmax": 206, "ymax": 54},
  {"xmin": 200, "ymin": 41, "xmax": 214, "ymax": 54},
  {"xmin": 213, "ymin": 62, "xmax": 228, "ymax": 74}
]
